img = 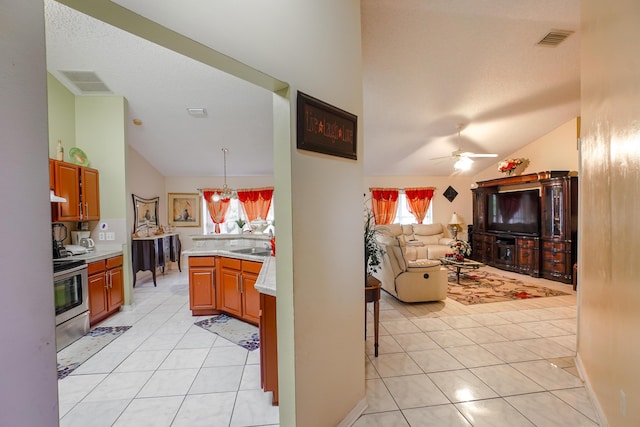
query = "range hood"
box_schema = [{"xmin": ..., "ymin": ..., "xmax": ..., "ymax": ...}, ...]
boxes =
[{"xmin": 50, "ymin": 190, "xmax": 67, "ymax": 203}]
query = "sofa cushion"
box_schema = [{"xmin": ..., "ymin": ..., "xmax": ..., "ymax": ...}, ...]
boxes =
[
  {"xmin": 391, "ymin": 246, "xmax": 407, "ymax": 272},
  {"xmin": 376, "ymin": 224, "xmax": 403, "ymax": 237},
  {"xmin": 406, "ymin": 259, "xmax": 441, "ymax": 270},
  {"xmin": 403, "ymin": 246, "xmax": 428, "ymax": 261},
  {"xmin": 414, "ymin": 232, "xmax": 444, "ymax": 245},
  {"xmin": 412, "ymin": 223, "xmax": 444, "ymax": 236}
]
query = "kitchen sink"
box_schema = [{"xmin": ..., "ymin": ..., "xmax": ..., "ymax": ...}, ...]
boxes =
[{"xmin": 231, "ymin": 247, "xmax": 271, "ymax": 256}]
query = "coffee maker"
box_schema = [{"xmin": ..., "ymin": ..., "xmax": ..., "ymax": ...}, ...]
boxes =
[{"xmin": 52, "ymin": 223, "xmax": 69, "ymax": 258}]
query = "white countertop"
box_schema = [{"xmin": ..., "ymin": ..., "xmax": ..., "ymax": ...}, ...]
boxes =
[
  {"xmin": 55, "ymin": 248, "xmax": 123, "ymax": 263},
  {"xmin": 254, "ymin": 255, "xmax": 276, "ymax": 297}
]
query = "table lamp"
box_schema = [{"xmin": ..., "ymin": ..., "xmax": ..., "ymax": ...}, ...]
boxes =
[{"xmin": 448, "ymin": 212, "xmax": 462, "ymax": 240}]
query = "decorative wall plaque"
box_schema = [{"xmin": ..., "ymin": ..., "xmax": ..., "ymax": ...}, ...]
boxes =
[{"xmin": 443, "ymin": 186, "xmax": 458, "ymax": 202}]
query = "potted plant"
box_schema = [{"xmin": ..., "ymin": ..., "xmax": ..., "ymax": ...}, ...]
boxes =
[
  {"xmin": 235, "ymin": 219, "xmax": 246, "ymax": 233},
  {"xmin": 364, "ymin": 209, "xmax": 385, "ymax": 284}
]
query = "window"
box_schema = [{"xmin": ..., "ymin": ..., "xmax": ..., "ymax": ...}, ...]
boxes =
[
  {"xmin": 393, "ymin": 193, "xmax": 433, "ymax": 225},
  {"xmin": 202, "ymin": 197, "xmax": 274, "ymax": 234}
]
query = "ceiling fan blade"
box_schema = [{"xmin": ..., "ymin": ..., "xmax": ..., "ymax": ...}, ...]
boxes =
[
  {"xmin": 429, "ymin": 155, "xmax": 454, "ymax": 160},
  {"xmin": 460, "ymin": 152, "xmax": 498, "ymax": 158}
]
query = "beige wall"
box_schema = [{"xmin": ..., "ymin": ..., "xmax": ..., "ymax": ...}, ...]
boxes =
[
  {"xmin": 579, "ymin": 1, "xmax": 640, "ymax": 425},
  {"xmin": 47, "ymin": 73, "xmax": 76, "ymax": 158},
  {"xmin": 473, "ymin": 117, "xmax": 580, "ymax": 183},
  {"xmin": 364, "ymin": 175, "xmax": 475, "ymax": 239},
  {"xmin": 1, "ymin": 2, "xmax": 60, "ymax": 425},
  {"xmin": 164, "ymin": 175, "xmax": 275, "ymax": 251}
]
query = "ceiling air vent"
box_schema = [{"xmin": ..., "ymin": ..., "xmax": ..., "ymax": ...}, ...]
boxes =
[
  {"xmin": 59, "ymin": 70, "xmax": 111, "ymax": 94},
  {"xmin": 537, "ymin": 30, "xmax": 574, "ymax": 47}
]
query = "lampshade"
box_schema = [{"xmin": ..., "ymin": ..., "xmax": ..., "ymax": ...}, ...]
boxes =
[{"xmin": 449, "ymin": 212, "xmax": 462, "ymax": 225}]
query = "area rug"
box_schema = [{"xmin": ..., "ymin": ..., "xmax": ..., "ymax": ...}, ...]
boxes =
[
  {"xmin": 194, "ymin": 314, "xmax": 259, "ymax": 351},
  {"xmin": 446, "ymin": 270, "xmax": 570, "ymax": 305},
  {"xmin": 57, "ymin": 326, "xmax": 132, "ymax": 380}
]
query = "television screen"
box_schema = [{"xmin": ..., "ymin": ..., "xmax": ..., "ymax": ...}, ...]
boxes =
[{"xmin": 487, "ymin": 190, "xmax": 540, "ymax": 235}]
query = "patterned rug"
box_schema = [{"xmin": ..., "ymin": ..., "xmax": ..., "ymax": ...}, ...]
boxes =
[
  {"xmin": 57, "ymin": 326, "xmax": 132, "ymax": 379},
  {"xmin": 447, "ymin": 270, "xmax": 570, "ymax": 305},
  {"xmin": 194, "ymin": 314, "xmax": 259, "ymax": 351}
]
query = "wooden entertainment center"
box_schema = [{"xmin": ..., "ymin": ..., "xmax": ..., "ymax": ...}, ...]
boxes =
[{"xmin": 470, "ymin": 171, "xmax": 578, "ymax": 284}]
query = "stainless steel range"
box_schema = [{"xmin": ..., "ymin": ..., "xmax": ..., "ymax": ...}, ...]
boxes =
[{"xmin": 53, "ymin": 259, "xmax": 89, "ymax": 351}]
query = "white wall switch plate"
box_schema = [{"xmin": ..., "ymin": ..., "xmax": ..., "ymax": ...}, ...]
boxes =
[{"xmin": 98, "ymin": 232, "xmax": 105, "ymax": 241}]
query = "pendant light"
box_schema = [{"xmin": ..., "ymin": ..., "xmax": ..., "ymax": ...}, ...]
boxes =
[{"xmin": 212, "ymin": 148, "xmax": 236, "ymax": 201}]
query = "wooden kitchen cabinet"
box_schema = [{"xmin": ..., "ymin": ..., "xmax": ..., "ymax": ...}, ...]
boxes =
[
  {"xmin": 51, "ymin": 160, "xmax": 100, "ymax": 222},
  {"xmin": 260, "ymin": 293, "xmax": 278, "ymax": 405},
  {"xmin": 88, "ymin": 255, "xmax": 123, "ymax": 325},
  {"xmin": 189, "ymin": 256, "xmax": 218, "ymax": 315},
  {"xmin": 218, "ymin": 257, "xmax": 262, "ymax": 325}
]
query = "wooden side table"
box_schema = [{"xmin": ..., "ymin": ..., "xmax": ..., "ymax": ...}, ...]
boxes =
[{"xmin": 365, "ymin": 275, "xmax": 381, "ymax": 357}]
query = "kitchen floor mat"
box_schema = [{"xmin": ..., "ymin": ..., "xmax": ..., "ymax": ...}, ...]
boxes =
[
  {"xmin": 57, "ymin": 326, "xmax": 132, "ymax": 379},
  {"xmin": 194, "ymin": 314, "xmax": 259, "ymax": 351}
]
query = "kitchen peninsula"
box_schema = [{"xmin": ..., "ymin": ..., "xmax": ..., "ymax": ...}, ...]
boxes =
[{"xmin": 183, "ymin": 234, "xmax": 278, "ymax": 404}]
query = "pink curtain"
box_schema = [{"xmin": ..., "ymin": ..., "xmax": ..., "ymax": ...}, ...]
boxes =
[
  {"xmin": 203, "ymin": 189, "xmax": 231, "ymax": 233},
  {"xmin": 405, "ymin": 187, "xmax": 435, "ymax": 224},
  {"xmin": 237, "ymin": 187, "xmax": 274, "ymax": 222},
  {"xmin": 371, "ymin": 188, "xmax": 399, "ymax": 224}
]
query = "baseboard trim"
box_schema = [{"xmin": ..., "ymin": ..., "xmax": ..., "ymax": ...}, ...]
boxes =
[
  {"xmin": 575, "ymin": 352, "xmax": 608, "ymax": 426},
  {"xmin": 338, "ymin": 397, "xmax": 367, "ymax": 427}
]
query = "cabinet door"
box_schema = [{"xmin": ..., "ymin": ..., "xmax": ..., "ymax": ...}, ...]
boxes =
[
  {"xmin": 54, "ymin": 161, "xmax": 81, "ymax": 221},
  {"xmin": 260, "ymin": 293, "xmax": 278, "ymax": 405},
  {"xmin": 88, "ymin": 273, "xmax": 108, "ymax": 325},
  {"xmin": 242, "ymin": 271, "xmax": 260, "ymax": 324},
  {"xmin": 81, "ymin": 167, "xmax": 100, "ymax": 221},
  {"xmin": 107, "ymin": 266, "xmax": 124, "ymax": 310},
  {"xmin": 189, "ymin": 267, "xmax": 216, "ymax": 309},
  {"xmin": 219, "ymin": 267, "xmax": 242, "ymax": 317}
]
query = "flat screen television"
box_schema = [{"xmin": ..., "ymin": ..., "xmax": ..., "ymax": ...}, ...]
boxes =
[{"xmin": 487, "ymin": 189, "xmax": 540, "ymax": 236}]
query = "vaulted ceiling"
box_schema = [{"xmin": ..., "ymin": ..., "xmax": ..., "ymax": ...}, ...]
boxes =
[{"xmin": 44, "ymin": 0, "xmax": 580, "ymax": 177}]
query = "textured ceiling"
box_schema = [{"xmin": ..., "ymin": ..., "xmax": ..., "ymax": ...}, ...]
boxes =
[{"xmin": 44, "ymin": 0, "xmax": 580, "ymax": 177}]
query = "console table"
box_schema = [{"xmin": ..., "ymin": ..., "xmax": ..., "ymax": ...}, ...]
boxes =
[{"xmin": 132, "ymin": 233, "xmax": 181, "ymax": 286}]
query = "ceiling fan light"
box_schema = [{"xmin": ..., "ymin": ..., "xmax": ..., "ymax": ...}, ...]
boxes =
[{"xmin": 454, "ymin": 156, "xmax": 474, "ymax": 171}]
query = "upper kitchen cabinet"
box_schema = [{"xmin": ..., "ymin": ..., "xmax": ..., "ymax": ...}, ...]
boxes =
[{"xmin": 51, "ymin": 160, "xmax": 100, "ymax": 222}]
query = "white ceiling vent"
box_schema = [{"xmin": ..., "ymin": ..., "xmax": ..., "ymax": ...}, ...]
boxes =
[
  {"xmin": 537, "ymin": 30, "xmax": 574, "ymax": 47},
  {"xmin": 59, "ymin": 70, "xmax": 111, "ymax": 94}
]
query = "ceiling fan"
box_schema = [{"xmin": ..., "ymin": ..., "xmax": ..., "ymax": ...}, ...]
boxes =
[{"xmin": 430, "ymin": 125, "xmax": 498, "ymax": 170}]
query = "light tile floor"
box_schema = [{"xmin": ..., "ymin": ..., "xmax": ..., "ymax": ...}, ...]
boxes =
[
  {"xmin": 357, "ymin": 266, "xmax": 600, "ymax": 426},
  {"xmin": 57, "ymin": 269, "xmax": 279, "ymax": 427},
  {"xmin": 59, "ymin": 266, "xmax": 599, "ymax": 427}
]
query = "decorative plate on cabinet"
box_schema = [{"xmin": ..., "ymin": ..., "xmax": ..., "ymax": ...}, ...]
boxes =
[{"xmin": 69, "ymin": 147, "xmax": 89, "ymax": 166}]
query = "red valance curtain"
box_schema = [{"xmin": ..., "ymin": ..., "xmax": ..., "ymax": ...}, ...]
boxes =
[
  {"xmin": 371, "ymin": 188, "xmax": 399, "ymax": 224},
  {"xmin": 237, "ymin": 187, "xmax": 274, "ymax": 222},
  {"xmin": 405, "ymin": 187, "xmax": 435, "ymax": 224},
  {"xmin": 203, "ymin": 189, "xmax": 231, "ymax": 233}
]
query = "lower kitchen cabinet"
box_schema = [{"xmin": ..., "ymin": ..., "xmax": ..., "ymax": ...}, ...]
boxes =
[
  {"xmin": 189, "ymin": 256, "xmax": 219, "ymax": 316},
  {"xmin": 88, "ymin": 255, "xmax": 124, "ymax": 325},
  {"xmin": 218, "ymin": 257, "xmax": 262, "ymax": 325},
  {"xmin": 260, "ymin": 293, "xmax": 278, "ymax": 405}
]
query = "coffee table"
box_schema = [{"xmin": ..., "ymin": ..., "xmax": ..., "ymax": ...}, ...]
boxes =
[{"xmin": 439, "ymin": 257, "xmax": 484, "ymax": 284}]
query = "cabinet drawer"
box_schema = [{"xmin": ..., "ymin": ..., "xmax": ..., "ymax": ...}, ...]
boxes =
[
  {"xmin": 542, "ymin": 241, "xmax": 567, "ymax": 253},
  {"xmin": 88, "ymin": 260, "xmax": 106, "ymax": 275},
  {"xmin": 220, "ymin": 257, "xmax": 242, "ymax": 270},
  {"xmin": 189, "ymin": 256, "xmax": 216, "ymax": 267},
  {"xmin": 517, "ymin": 238, "xmax": 537, "ymax": 248},
  {"xmin": 542, "ymin": 251, "xmax": 567, "ymax": 272},
  {"xmin": 243, "ymin": 260, "xmax": 263, "ymax": 274},
  {"xmin": 106, "ymin": 255, "xmax": 123, "ymax": 269}
]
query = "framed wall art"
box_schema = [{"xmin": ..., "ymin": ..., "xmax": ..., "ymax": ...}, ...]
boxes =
[
  {"xmin": 168, "ymin": 193, "xmax": 201, "ymax": 227},
  {"xmin": 132, "ymin": 194, "xmax": 159, "ymax": 232},
  {"xmin": 296, "ymin": 91, "xmax": 357, "ymax": 160}
]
